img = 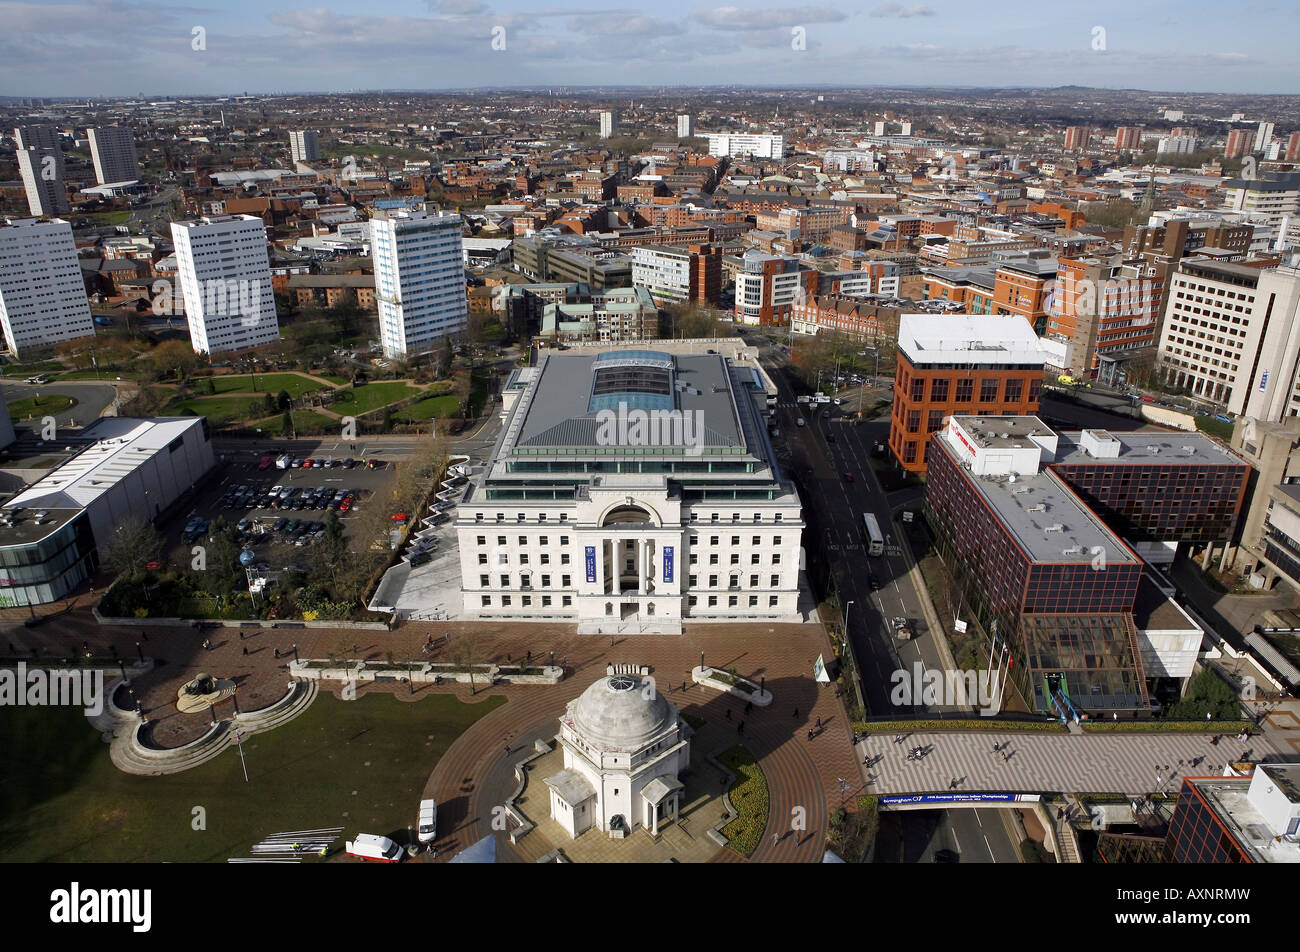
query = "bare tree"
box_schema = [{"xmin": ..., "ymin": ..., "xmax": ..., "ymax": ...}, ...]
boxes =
[{"xmin": 100, "ymin": 516, "xmax": 163, "ymax": 578}]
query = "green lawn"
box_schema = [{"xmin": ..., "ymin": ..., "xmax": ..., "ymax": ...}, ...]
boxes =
[
  {"xmin": 86, "ymin": 211, "xmax": 131, "ymax": 226},
  {"xmin": 319, "ymin": 374, "xmax": 351, "ymax": 386},
  {"xmin": 1196, "ymin": 415, "xmax": 1234, "ymax": 440},
  {"xmin": 0, "ymin": 360, "xmax": 65, "ymax": 376},
  {"xmin": 719, "ymin": 746, "xmax": 768, "ymax": 858},
  {"xmin": 195, "ymin": 373, "xmax": 330, "ymax": 399},
  {"xmin": 261, "ymin": 409, "xmax": 339, "ymax": 437},
  {"xmin": 58, "ymin": 370, "xmax": 123, "ymax": 380},
  {"xmin": 330, "ymin": 381, "xmax": 424, "ymax": 417},
  {"xmin": 0, "ymin": 692, "xmax": 504, "ymax": 862},
  {"xmin": 167, "ymin": 396, "xmax": 268, "ymax": 425},
  {"xmin": 395, "ymin": 394, "xmax": 460, "ymax": 423},
  {"xmin": 8, "ymin": 394, "xmax": 77, "ymax": 419}
]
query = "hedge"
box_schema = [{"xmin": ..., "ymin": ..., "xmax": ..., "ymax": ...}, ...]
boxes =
[
  {"xmin": 1080, "ymin": 720, "xmax": 1253, "ymax": 734},
  {"xmin": 854, "ymin": 719, "xmax": 1070, "ymax": 734}
]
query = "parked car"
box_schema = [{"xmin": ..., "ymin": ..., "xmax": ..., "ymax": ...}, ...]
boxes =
[{"xmin": 258, "ymin": 455, "xmax": 273, "ymax": 470}]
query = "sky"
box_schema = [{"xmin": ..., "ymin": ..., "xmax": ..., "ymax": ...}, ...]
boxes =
[{"xmin": 1, "ymin": 0, "xmax": 1297, "ymax": 98}]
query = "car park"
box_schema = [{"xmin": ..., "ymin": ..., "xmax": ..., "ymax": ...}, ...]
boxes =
[
  {"xmin": 342, "ymin": 458, "xmax": 356, "ymax": 468},
  {"xmin": 409, "ymin": 550, "xmax": 433, "ymax": 567},
  {"xmin": 258, "ymin": 455, "xmax": 273, "ymax": 470}
]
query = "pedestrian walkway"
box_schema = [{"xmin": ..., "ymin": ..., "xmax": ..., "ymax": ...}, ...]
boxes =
[{"xmin": 857, "ymin": 729, "xmax": 1285, "ymax": 796}]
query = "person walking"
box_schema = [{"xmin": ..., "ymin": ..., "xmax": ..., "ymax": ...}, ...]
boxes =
[
  {"xmin": 815, "ymin": 716, "xmax": 821, "ymax": 730},
  {"xmin": 807, "ymin": 728, "xmax": 814, "ymax": 741},
  {"xmin": 792, "ymin": 707, "xmax": 798, "ymax": 718},
  {"xmin": 242, "ymin": 646, "xmax": 248, "ymax": 656}
]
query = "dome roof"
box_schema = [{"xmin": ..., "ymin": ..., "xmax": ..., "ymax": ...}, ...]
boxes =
[{"xmin": 570, "ymin": 675, "xmax": 675, "ymax": 750}]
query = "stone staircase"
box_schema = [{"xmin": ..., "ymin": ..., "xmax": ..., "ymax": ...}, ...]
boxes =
[{"xmin": 98, "ymin": 679, "xmax": 319, "ymax": 776}]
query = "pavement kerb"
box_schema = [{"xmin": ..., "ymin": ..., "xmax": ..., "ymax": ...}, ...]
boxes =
[{"xmin": 891, "ymin": 507, "xmax": 972, "ymax": 712}]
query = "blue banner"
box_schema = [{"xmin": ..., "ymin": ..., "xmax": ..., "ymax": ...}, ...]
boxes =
[
  {"xmin": 663, "ymin": 546, "xmax": 674, "ymax": 583},
  {"xmin": 585, "ymin": 546, "xmax": 596, "ymax": 583}
]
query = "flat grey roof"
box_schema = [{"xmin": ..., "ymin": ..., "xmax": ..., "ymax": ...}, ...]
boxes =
[
  {"xmin": 1054, "ymin": 430, "xmax": 1244, "ymax": 468},
  {"xmin": 512, "ymin": 351, "xmax": 743, "ymax": 451},
  {"xmin": 0, "ymin": 506, "xmax": 82, "ymax": 546},
  {"xmin": 941, "ymin": 441, "xmax": 1136, "ymax": 566},
  {"xmin": 954, "ymin": 415, "xmax": 1054, "ymax": 449}
]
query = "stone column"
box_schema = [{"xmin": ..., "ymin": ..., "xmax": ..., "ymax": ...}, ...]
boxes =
[
  {"xmin": 638, "ymin": 538, "xmax": 648, "ymax": 596},
  {"xmin": 651, "ymin": 797, "xmax": 658, "ymax": 836}
]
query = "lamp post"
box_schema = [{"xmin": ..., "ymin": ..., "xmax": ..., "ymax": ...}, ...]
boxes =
[{"xmin": 842, "ymin": 600, "xmax": 855, "ymax": 640}]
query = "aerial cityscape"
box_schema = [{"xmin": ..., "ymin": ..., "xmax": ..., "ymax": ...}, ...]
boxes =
[{"xmin": 1, "ymin": 0, "xmax": 1297, "ymax": 922}]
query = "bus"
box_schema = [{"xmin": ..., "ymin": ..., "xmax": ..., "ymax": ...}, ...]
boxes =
[{"xmin": 862, "ymin": 513, "xmax": 884, "ymax": 557}]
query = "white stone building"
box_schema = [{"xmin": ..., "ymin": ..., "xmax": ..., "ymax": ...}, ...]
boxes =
[
  {"xmin": 704, "ymin": 133, "xmax": 785, "ymax": 160},
  {"xmin": 455, "ymin": 345, "xmax": 802, "ymax": 632},
  {"xmin": 545, "ymin": 674, "xmax": 691, "ymax": 838},
  {"xmin": 0, "ymin": 217, "xmax": 93, "ymax": 357},
  {"xmin": 171, "ymin": 214, "xmax": 280, "ymax": 355},
  {"xmin": 371, "ymin": 206, "xmax": 468, "ymax": 359}
]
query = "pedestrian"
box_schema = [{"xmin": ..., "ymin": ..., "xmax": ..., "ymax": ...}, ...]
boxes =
[
  {"xmin": 242, "ymin": 646, "xmax": 248, "ymax": 656},
  {"xmin": 745, "ymin": 701, "xmax": 752, "ymax": 714},
  {"xmin": 1003, "ymin": 752, "xmax": 1010, "ymax": 763},
  {"xmin": 992, "ymin": 742, "xmax": 998, "ymax": 754},
  {"xmin": 772, "ymin": 832, "xmax": 779, "ymax": 847},
  {"xmin": 682, "ymin": 682, "xmax": 686, "ymax": 692},
  {"xmin": 807, "ymin": 728, "xmax": 814, "ymax": 741},
  {"xmin": 274, "ymin": 647, "xmax": 280, "ymax": 659},
  {"xmin": 726, "ymin": 708, "xmax": 731, "ymax": 720},
  {"xmin": 504, "ymin": 745, "xmax": 510, "ymax": 756},
  {"xmin": 815, "ymin": 716, "xmax": 821, "ymax": 729},
  {"xmin": 239, "ymin": 630, "xmax": 244, "ymax": 641},
  {"xmin": 140, "ymin": 630, "xmax": 148, "ymax": 642},
  {"xmin": 526, "ymin": 650, "xmax": 531, "ymax": 662},
  {"xmin": 506, "ymin": 653, "xmax": 511, "ymax": 662},
  {"xmin": 793, "ymin": 707, "xmax": 798, "ymax": 718}
]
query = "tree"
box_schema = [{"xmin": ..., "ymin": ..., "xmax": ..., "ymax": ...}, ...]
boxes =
[
  {"xmin": 151, "ymin": 340, "xmax": 198, "ymax": 381},
  {"xmin": 100, "ymin": 516, "xmax": 163, "ymax": 579},
  {"xmin": 277, "ymin": 389, "xmax": 292, "ymax": 411},
  {"xmin": 281, "ymin": 408, "xmax": 294, "ymax": 437}
]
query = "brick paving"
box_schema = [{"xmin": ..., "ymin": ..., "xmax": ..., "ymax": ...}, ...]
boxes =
[{"xmin": 3, "ymin": 605, "xmax": 859, "ymax": 862}]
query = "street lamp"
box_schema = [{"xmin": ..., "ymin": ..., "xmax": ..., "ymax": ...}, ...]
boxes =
[{"xmin": 842, "ymin": 600, "xmax": 855, "ymax": 640}]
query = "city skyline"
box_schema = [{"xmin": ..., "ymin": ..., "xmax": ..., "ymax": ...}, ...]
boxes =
[{"xmin": 1, "ymin": 1, "xmax": 1298, "ymax": 98}]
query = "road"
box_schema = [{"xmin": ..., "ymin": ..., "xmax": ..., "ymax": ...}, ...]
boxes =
[
  {"xmin": 765, "ymin": 362, "xmax": 957, "ymax": 716},
  {"xmin": 881, "ymin": 808, "xmax": 1022, "ymax": 863},
  {"xmin": 2, "ymin": 380, "xmax": 120, "ymax": 427}
]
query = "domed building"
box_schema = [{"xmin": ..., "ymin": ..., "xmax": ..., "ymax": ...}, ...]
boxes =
[{"xmin": 544, "ymin": 674, "xmax": 692, "ymax": 839}]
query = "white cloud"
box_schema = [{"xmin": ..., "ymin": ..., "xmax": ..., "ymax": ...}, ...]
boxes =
[
  {"xmin": 692, "ymin": 5, "xmax": 848, "ymax": 30},
  {"xmin": 871, "ymin": 3, "xmax": 935, "ymax": 17}
]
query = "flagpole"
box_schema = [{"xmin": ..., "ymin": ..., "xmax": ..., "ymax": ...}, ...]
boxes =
[{"xmin": 235, "ymin": 728, "xmax": 249, "ymax": 783}]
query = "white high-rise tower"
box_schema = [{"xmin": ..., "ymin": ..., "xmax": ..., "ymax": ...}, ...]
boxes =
[
  {"xmin": 371, "ymin": 207, "xmax": 468, "ymax": 359},
  {"xmin": 0, "ymin": 218, "xmax": 93, "ymax": 357},
  {"xmin": 171, "ymin": 215, "xmax": 280, "ymax": 355}
]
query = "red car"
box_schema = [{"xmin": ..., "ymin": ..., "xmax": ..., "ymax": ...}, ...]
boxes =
[
  {"xmin": 340, "ymin": 495, "xmax": 353, "ymax": 512},
  {"xmin": 391, "ymin": 512, "xmax": 408, "ymax": 522},
  {"xmin": 303, "ymin": 458, "xmax": 315, "ymax": 468},
  {"xmin": 257, "ymin": 455, "xmax": 273, "ymax": 470}
]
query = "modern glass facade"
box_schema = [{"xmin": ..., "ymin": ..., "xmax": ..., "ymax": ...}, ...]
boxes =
[
  {"xmin": 1165, "ymin": 781, "xmax": 1252, "ymax": 863},
  {"xmin": 0, "ymin": 511, "xmax": 95, "ymax": 608},
  {"xmin": 1052, "ymin": 462, "xmax": 1249, "ymax": 542}
]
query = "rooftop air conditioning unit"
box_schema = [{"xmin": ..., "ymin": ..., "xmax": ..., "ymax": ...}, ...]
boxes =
[
  {"xmin": 1027, "ymin": 504, "xmax": 1047, "ymax": 512},
  {"xmin": 1044, "ymin": 524, "xmax": 1065, "ymax": 533}
]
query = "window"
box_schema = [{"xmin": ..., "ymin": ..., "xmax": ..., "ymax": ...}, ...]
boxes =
[
  {"xmin": 955, "ymin": 378, "xmax": 973, "ymax": 402},
  {"xmin": 904, "ymin": 441, "xmax": 918, "ymax": 463},
  {"xmin": 752, "ymin": 536, "xmax": 761, "ymax": 545},
  {"xmin": 708, "ymin": 595, "xmax": 718, "ymax": 607},
  {"xmin": 521, "ymin": 595, "xmax": 532, "ymax": 607},
  {"xmin": 906, "ymin": 410, "xmax": 921, "ymax": 433},
  {"xmin": 710, "ymin": 554, "xmax": 719, "ymax": 565},
  {"xmin": 688, "ymin": 596, "xmax": 698, "ymax": 607},
  {"xmin": 769, "ymin": 596, "xmax": 778, "ymax": 607},
  {"xmin": 479, "ymin": 574, "xmax": 489, "ymax": 586},
  {"xmin": 731, "ymin": 536, "xmax": 740, "ymax": 545},
  {"xmin": 750, "ymin": 574, "xmax": 759, "ymax": 587},
  {"xmin": 930, "ymin": 378, "xmax": 949, "ymax": 401},
  {"xmin": 497, "ymin": 536, "xmax": 506, "ymax": 546},
  {"xmin": 709, "ymin": 574, "xmax": 717, "ymax": 586},
  {"xmin": 774, "ymin": 536, "xmax": 782, "ymax": 545},
  {"xmin": 1028, "ymin": 379, "xmax": 1042, "ymax": 402},
  {"xmin": 539, "ymin": 536, "xmax": 548, "ymax": 546},
  {"xmin": 542, "ymin": 574, "xmax": 551, "ymax": 587},
  {"xmin": 517, "ymin": 513, "xmax": 525, "ymax": 522},
  {"xmin": 771, "ymin": 574, "xmax": 780, "ymax": 586},
  {"xmin": 482, "ymin": 595, "xmax": 492, "ymax": 606},
  {"xmin": 542, "ymin": 595, "xmax": 551, "ymax": 607},
  {"xmin": 751, "ymin": 553, "xmax": 760, "ymax": 564},
  {"xmin": 476, "ymin": 535, "xmax": 486, "ymax": 546},
  {"xmin": 562, "ymin": 574, "xmax": 571, "ymax": 586},
  {"xmin": 711, "ymin": 513, "xmax": 719, "ymax": 522},
  {"xmin": 710, "ymin": 536, "xmax": 719, "ymax": 545},
  {"xmin": 729, "ymin": 595, "xmax": 738, "ymax": 607},
  {"xmin": 775, "ymin": 514, "xmax": 782, "ymax": 522},
  {"xmin": 500, "ymin": 574, "xmax": 510, "ymax": 587},
  {"xmin": 518, "ymin": 536, "xmax": 527, "ymax": 545},
  {"xmin": 689, "ymin": 574, "xmax": 698, "ymax": 586},
  {"xmin": 927, "ymin": 410, "xmax": 944, "ymax": 432},
  {"xmin": 560, "ymin": 536, "xmax": 569, "ymax": 545},
  {"xmin": 520, "ymin": 554, "xmax": 529, "ymax": 565},
  {"xmin": 561, "ymin": 554, "xmax": 570, "ymax": 564},
  {"xmin": 540, "ymin": 553, "xmax": 550, "ymax": 565},
  {"xmin": 909, "ymin": 378, "xmax": 924, "ymax": 401},
  {"xmin": 501, "ymin": 595, "xmax": 511, "ymax": 606},
  {"xmin": 749, "ymin": 595, "xmax": 758, "ymax": 607},
  {"xmin": 1004, "ymin": 378, "xmax": 1023, "ymax": 403},
  {"xmin": 979, "ymin": 378, "xmax": 999, "ymax": 403},
  {"xmin": 562, "ymin": 595, "xmax": 572, "ymax": 607},
  {"xmin": 730, "ymin": 554, "xmax": 739, "ymax": 564},
  {"xmin": 478, "ymin": 553, "xmax": 488, "ymax": 564},
  {"xmin": 732, "ymin": 513, "xmax": 740, "ymax": 522},
  {"xmin": 772, "ymin": 553, "xmax": 781, "ymax": 564}
]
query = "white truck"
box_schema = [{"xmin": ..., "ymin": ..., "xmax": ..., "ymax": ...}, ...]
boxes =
[
  {"xmin": 345, "ymin": 833, "xmax": 405, "ymax": 862},
  {"xmin": 275, "ymin": 454, "xmax": 291, "ymax": 470},
  {"xmin": 813, "ymin": 392, "xmax": 831, "ymax": 405},
  {"xmin": 417, "ymin": 798, "xmax": 438, "ymax": 843}
]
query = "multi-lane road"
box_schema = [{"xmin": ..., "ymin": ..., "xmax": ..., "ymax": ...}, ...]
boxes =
[{"xmin": 765, "ymin": 361, "xmax": 959, "ymax": 717}]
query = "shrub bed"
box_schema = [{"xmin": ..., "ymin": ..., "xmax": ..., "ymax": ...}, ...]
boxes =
[
  {"xmin": 719, "ymin": 746, "xmax": 768, "ymax": 858},
  {"xmin": 1080, "ymin": 720, "xmax": 1252, "ymax": 734},
  {"xmin": 854, "ymin": 719, "xmax": 1069, "ymax": 734}
]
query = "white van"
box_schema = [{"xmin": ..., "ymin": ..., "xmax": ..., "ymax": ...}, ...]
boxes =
[
  {"xmin": 345, "ymin": 833, "xmax": 404, "ymax": 862},
  {"xmin": 417, "ymin": 798, "xmax": 438, "ymax": 843},
  {"xmin": 796, "ymin": 418, "xmax": 806, "ymax": 427}
]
